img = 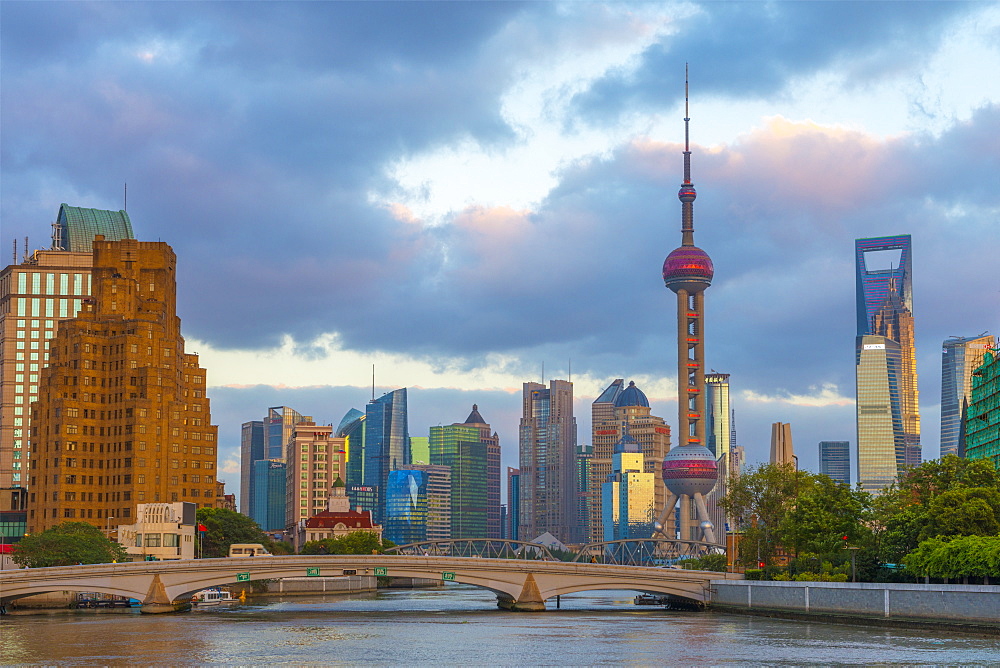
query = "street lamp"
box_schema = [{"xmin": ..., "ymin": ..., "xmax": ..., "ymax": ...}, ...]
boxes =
[{"xmin": 105, "ymin": 515, "xmax": 115, "ymax": 539}]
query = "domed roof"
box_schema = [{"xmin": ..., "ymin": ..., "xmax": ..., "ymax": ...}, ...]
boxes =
[
  {"xmin": 614, "ymin": 381, "xmax": 649, "ymax": 408},
  {"xmin": 614, "ymin": 421, "xmax": 641, "ymax": 453},
  {"xmin": 662, "ymin": 246, "xmax": 714, "ymax": 294}
]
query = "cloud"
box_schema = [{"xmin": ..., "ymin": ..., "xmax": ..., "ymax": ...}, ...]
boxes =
[{"xmin": 742, "ymin": 384, "xmax": 855, "ymax": 408}]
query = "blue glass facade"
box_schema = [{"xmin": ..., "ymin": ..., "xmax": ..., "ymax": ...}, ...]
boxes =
[
  {"xmin": 365, "ymin": 389, "xmax": 409, "ymax": 523},
  {"xmin": 337, "ymin": 409, "xmax": 366, "ymax": 487},
  {"xmin": 240, "ymin": 420, "xmax": 264, "ymax": 518},
  {"xmin": 818, "ymin": 441, "xmax": 851, "ymax": 485},
  {"xmin": 385, "ymin": 470, "xmax": 429, "ymax": 545},
  {"xmin": 251, "ymin": 459, "xmax": 287, "ymax": 532}
]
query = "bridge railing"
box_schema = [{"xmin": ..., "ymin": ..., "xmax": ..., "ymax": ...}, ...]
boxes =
[
  {"xmin": 570, "ymin": 538, "xmax": 725, "ymax": 567},
  {"xmin": 385, "ymin": 539, "xmax": 558, "ymax": 561}
]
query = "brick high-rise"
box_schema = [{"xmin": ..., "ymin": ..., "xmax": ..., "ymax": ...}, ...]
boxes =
[{"xmin": 27, "ymin": 236, "xmax": 218, "ymax": 533}]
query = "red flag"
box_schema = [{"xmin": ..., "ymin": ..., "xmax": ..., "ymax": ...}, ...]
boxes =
[{"xmin": 198, "ymin": 524, "xmax": 208, "ymax": 532}]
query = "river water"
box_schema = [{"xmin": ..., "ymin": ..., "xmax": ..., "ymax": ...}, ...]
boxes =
[{"xmin": 2, "ymin": 586, "xmax": 998, "ymax": 665}]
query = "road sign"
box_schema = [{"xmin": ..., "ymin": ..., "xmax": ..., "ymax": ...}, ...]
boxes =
[
  {"xmin": 374, "ymin": 567, "xmax": 387, "ymax": 576},
  {"xmin": 236, "ymin": 572, "xmax": 251, "ymax": 582},
  {"xmin": 442, "ymin": 571, "xmax": 456, "ymax": 581},
  {"xmin": 306, "ymin": 567, "xmax": 320, "ymax": 577}
]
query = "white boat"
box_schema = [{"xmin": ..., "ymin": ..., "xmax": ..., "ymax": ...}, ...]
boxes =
[{"xmin": 192, "ymin": 588, "xmax": 238, "ymax": 605}]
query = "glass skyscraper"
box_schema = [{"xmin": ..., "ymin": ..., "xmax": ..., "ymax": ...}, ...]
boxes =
[
  {"xmin": 966, "ymin": 350, "xmax": 1000, "ymax": 469},
  {"xmin": 251, "ymin": 459, "xmax": 286, "ymax": 531},
  {"xmin": 430, "ymin": 423, "xmax": 488, "ymax": 539},
  {"xmin": 705, "ymin": 373, "xmax": 731, "ymax": 458},
  {"xmin": 336, "ymin": 408, "xmax": 366, "ymax": 486},
  {"xmin": 601, "ymin": 429, "xmax": 655, "ymax": 541},
  {"xmin": 819, "ymin": 441, "xmax": 851, "ymax": 485},
  {"xmin": 365, "ymin": 388, "xmax": 409, "ymax": 523},
  {"xmin": 855, "ymin": 235, "xmax": 919, "ymax": 492},
  {"xmin": 941, "ymin": 335, "xmax": 996, "ymax": 457},
  {"xmin": 240, "ymin": 420, "xmax": 264, "ymax": 517},
  {"xmin": 519, "ymin": 380, "xmax": 579, "ymax": 543}
]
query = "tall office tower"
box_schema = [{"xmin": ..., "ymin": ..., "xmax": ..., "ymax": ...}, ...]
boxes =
[
  {"xmin": 336, "ymin": 408, "xmax": 365, "ymax": 486},
  {"xmin": 27, "ymin": 237, "xmax": 218, "ymax": 533},
  {"xmin": 654, "ymin": 71, "xmax": 719, "ymax": 544},
  {"xmin": 705, "ymin": 373, "xmax": 731, "ymax": 458},
  {"xmin": 576, "ymin": 443, "xmax": 593, "ymax": 542},
  {"xmin": 458, "ymin": 404, "xmax": 501, "ymax": 539},
  {"xmin": 589, "ymin": 380, "xmax": 670, "ymax": 542},
  {"xmin": 284, "ymin": 421, "xmax": 345, "ymax": 530},
  {"xmin": 264, "ymin": 406, "xmax": 311, "ymax": 460},
  {"xmin": 941, "ymin": 335, "xmax": 997, "ymax": 457},
  {"xmin": 819, "ymin": 441, "xmax": 851, "ymax": 485},
  {"xmin": 430, "ymin": 421, "xmax": 488, "ymax": 539},
  {"xmin": 410, "ymin": 463, "xmax": 452, "ymax": 541},
  {"xmin": 769, "ymin": 422, "xmax": 795, "ymax": 465},
  {"xmin": 601, "ymin": 427, "xmax": 655, "ymax": 541},
  {"xmin": 506, "ymin": 466, "xmax": 520, "ymax": 540},
  {"xmin": 966, "ymin": 349, "xmax": 1000, "ymax": 469},
  {"xmin": 519, "ymin": 379, "xmax": 578, "ymax": 543},
  {"xmin": 239, "ymin": 420, "xmax": 263, "ymax": 516},
  {"xmin": 856, "ymin": 234, "xmax": 919, "ymax": 491},
  {"xmin": 242, "ymin": 406, "xmax": 309, "ymax": 525},
  {"xmin": 365, "ymin": 388, "xmax": 409, "ymax": 523},
  {"xmin": 1, "ymin": 204, "xmax": 135, "ymax": 490},
  {"xmin": 250, "ymin": 459, "xmax": 286, "ymax": 531}
]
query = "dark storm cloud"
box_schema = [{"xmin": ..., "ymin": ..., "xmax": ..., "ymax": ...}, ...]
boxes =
[{"xmin": 572, "ymin": 1, "xmax": 975, "ymax": 122}]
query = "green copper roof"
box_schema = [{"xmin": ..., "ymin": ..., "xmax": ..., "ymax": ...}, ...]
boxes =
[{"xmin": 54, "ymin": 203, "xmax": 135, "ymax": 252}]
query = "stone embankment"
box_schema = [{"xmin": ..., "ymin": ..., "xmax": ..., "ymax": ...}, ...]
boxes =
[{"xmin": 711, "ymin": 580, "xmax": 1000, "ymax": 633}]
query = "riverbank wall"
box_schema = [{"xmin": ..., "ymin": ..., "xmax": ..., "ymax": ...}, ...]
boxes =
[
  {"xmin": 247, "ymin": 575, "xmax": 377, "ymax": 596},
  {"xmin": 710, "ymin": 580, "xmax": 1000, "ymax": 632}
]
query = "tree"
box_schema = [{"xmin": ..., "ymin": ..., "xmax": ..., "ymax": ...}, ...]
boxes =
[
  {"xmin": 12, "ymin": 522, "xmax": 127, "ymax": 568},
  {"xmin": 903, "ymin": 535, "xmax": 1000, "ymax": 580},
  {"xmin": 719, "ymin": 463, "xmax": 801, "ymax": 568},
  {"xmin": 677, "ymin": 553, "xmax": 728, "ymax": 572},
  {"xmin": 873, "ymin": 456, "xmax": 1000, "ymax": 565},
  {"xmin": 779, "ymin": 474, "xmax": 873, "ymax": 560},
  {"xmin": 196, "ymin": 507, "xmax": 272, "ymax": 558},
  {"xmin": 300, "ymin": 531, "xmax": 394, "ymax": 555}
]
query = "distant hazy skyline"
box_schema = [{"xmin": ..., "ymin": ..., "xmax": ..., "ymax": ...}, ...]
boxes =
[{"xmin": 3, "ymin": 2, "xmax": 998, "ymax": 501}]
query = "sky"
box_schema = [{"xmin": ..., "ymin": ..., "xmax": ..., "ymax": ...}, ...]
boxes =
[{"xmin": 3, "ymin": 2, "xmax": 998, "ymax": 506}]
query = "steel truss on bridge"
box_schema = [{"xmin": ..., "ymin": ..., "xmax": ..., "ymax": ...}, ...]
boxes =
[
  {"xmin": 385, "ymin": 539, "xmax": 557, "ymax": 561},
  {"xmin": 387, "ymin": 537, "xmax": 724, "ymax": 568},
  {"xmin": 571, "ymin": 538, "xmax": 725, "ymax": 566}
]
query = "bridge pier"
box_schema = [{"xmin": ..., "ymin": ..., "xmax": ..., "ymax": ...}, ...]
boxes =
[
  {"xmin": 495, "ymin": 573, "xmax": 546, "ymax": 612},
  {"xmin": 139, "ymin": 574, "xmax": 191, "ymax": 614}
]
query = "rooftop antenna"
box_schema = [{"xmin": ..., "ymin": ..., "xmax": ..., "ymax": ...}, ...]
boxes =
[
  {"xmin": 12, "ymin": 239, "xmax": 16, "ymax": 264},
  {"xmin": 372, "ymin": 364, "xmax": 375, "ymax": 400},
  {"xmin": 568, "ymin": 358, "xmax": 572, "ymax": 383},
  {"xmin": 23, "ymin": 237, "xmax": 28, "ymax": 263},
  {"xmin": 124, "ymin": 182, "xmax": 127, "ymax": 212}
]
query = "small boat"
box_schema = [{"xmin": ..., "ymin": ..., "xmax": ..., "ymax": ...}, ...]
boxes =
[
  {"xmin": 634, "ymin": 594, "xmax": 669, "ymax": 606},
  {"xmin": 192, "ymin": 588, "xmax": 238, "ymax": 605}
]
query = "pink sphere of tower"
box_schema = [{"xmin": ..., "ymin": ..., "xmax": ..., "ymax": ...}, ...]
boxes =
[
  {"xmin": 662, "ymin": 246, "xmax": 714, "ymax": 294},
  {"xmin": 661, "ymin": 445, "xmax": 718, "ymax": 498}
]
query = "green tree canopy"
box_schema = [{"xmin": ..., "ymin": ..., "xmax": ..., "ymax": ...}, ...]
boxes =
[
  {"xmin": 196, "ymin": 507, "xmax": 272, "ymax": 558},
  {"xmin": 300, "ymin": 531, "xmax": 394, "ymax": 555},
  {"xmin": 12, "ymin": 522, "xmax": 128, "ymax": 568},
  {"xmin": 719, "ymin": 462, "xmax": 804, "ymax": 567},
  {"xmin": 903, "ymin": 535, "xmax": 1000, "ymax": 579},
  {"xmin": 874, "ymin": 455, "xmax": 1000, "ymax": 565}
]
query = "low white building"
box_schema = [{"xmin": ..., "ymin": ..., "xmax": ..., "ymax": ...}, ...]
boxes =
[{"xmin": 117, "ymin": 502, "xmax": 197, "ymax": 561}]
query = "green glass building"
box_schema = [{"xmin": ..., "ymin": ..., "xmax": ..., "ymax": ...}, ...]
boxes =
[
  {"xmin": 967, "ymin": 350, "xmax": 1000, "ymax": 469},
  {"xmin": 429, "ymin": 424, "xmax": 487, "ymax": 539}
]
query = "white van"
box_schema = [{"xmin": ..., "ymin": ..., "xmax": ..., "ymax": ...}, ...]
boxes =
[{"xmin": 228, "ymin": 543, "xmax": 270, "ymax": 557}]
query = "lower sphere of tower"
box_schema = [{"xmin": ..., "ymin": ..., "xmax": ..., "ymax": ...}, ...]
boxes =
[{"xmin": 661, "ymin": 445, "xmax": 718, "ymax": 497}]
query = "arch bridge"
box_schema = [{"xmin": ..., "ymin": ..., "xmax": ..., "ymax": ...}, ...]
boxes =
[{"xmin": 1, "ymin": 552, "xmax": 741, "ymax": 613}]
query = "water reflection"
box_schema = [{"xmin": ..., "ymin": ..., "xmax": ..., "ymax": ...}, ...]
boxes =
[{"xmin": 2, "ymin": 586, "xmax": 998, "ymax": 665}]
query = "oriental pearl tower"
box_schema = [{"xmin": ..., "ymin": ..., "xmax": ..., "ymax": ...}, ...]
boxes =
[{"xmin": 653, "ymin": 67, "xmax": 720, "ymax": 545}]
